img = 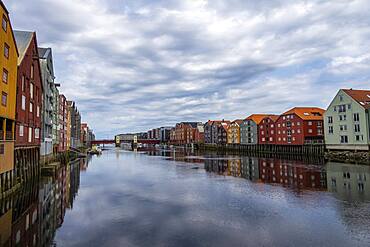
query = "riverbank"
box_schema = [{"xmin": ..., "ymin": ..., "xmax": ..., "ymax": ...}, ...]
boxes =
[{"xmin": 197, "ymin": 144, "xmax": 370, "ymax": 165}]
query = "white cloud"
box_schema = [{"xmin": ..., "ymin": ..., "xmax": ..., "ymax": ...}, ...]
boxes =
[{"xmin": 5, "ymin": 0, "xmax": 370, "ymax": 137}]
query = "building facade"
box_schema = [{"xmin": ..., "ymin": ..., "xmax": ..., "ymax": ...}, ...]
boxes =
[
  {"xmin": 159, "ymin": 126, "xmax": 172, "ymax": 143},
  {"xmin": 38, "ymin": 47, "xmax": 56, "ymax": 156},
  {"xmin": 213, "ymin": 121, "xmax": 230, "ymax": 145},
  {"xmin": 227, "ymin": 120, "xmax": 243, "ymax": 144},
  {"xmin": 14, "ymin": 31, "xmax": 42, "ymax": 147},
  {"xmin": 52, "ymin": 85, "xmax": 59, "ymax": 153},
  {"xmin": 170, "ymin": 122, "xmax": 203, "ymax": 145},
  {"xmin": 58, "ymin": 94, "xmax": 67, "ymax": 152},
  {"xmin": 324, "ymin": 89, "xmax": 370, "ymax": 151},
  {"xmin": 67, "ymin": 101, "xmax": 81, "ymax": 149},
  {"xmin": 258, "ymin": 115, "xmax": 279, "ymax": 145},
  {"xmin": 240, "ymin": 114, "xmax": 268, "ymax": 145},
  {"xmin": 0, "ymin": 0, "xmax": 18, "ymax": 190},
  {"xmin": 276, "ymin": 107, "xmax": 324, "ymax": 145}
]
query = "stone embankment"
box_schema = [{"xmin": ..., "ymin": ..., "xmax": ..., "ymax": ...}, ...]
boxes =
[{"xmin": 325, "ymin": 151, "xmax": 370, "ymax": 165}]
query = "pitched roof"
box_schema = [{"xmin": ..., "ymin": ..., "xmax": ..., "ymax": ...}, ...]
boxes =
[
  {"xmin": 245, "ymin": 114, "xmax": 271, "ymax": 124},
  {"xmin": 38, "ymin": 47, "xmax": 51, "ymax": 58},
  {"xmin": 231, "ymin": 119, "xmax": 243, "ymax": 125},
  {"xmin": 14, "ymin": 30, "xmax": 34, "ymax": 65},
  {"xmin": 343, "ymin": 89, "xmax": 370, "ymax": 110},
  {"xmin": 282, "ymin": 107, "xmax": 325, "ymax": 120}
]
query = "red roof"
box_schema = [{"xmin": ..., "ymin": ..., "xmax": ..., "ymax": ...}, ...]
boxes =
[
  {"xmin": 231, "ymin": 119, "xmax": 243, "ymax": 125},
  {"xmin": 246, "ymin": 114, "xmax": 272, "ymax": 124},
  {"xmin": 282, "ymin": 107, "xmax": 324, "ymax": 121},
  {"xmin": 343, "ymin": 89, "xmax": 370, "ymax": 109}
]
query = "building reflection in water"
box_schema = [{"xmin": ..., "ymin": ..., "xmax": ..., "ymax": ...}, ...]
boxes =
[
  {"xmin": 0, "ymin": 158, "xmax": 85, "ymax": 246},
  {"xmin": 326, "ymin": 162, "xmax": 370, "ymax": 202},
  {"xmin": 205, "ymin": 156, "xmax": 328, "ymax": 191}
]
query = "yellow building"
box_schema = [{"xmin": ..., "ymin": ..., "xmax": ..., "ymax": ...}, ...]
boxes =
[
  {"xmin": 0, "ymin": 1, "xmax": 19, "ymax": 187},
  {"xmin": 227, "ymin": 120, "xmax": 243, "ymax": 144}
]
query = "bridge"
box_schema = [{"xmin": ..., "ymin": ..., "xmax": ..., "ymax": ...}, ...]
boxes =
[{"xmin": 91, "ymin": 139, "xmax": 160, "ymax": 146}]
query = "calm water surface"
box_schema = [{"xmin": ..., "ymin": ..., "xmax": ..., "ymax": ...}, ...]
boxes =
[{"xmin": 2, "ymin": 148, "xmax": 370, "ymax": 246}]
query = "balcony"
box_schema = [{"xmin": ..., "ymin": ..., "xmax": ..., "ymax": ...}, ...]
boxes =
[{"xmin": 6, "ymin": 131, "xmax": 13, "ymax": 140}]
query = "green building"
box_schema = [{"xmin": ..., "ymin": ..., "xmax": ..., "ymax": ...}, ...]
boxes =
[{"xmin": 324, "ymin": 89, "xmax": 370, "ymax": 151}]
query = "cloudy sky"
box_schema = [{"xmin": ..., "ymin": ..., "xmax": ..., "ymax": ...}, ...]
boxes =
[{"xmin": 5, "ymin": 0, "xmax": 370, "ymax": 138}]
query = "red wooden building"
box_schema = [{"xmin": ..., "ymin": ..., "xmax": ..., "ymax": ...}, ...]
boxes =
[
  {"xmin": 58, "ymin": 94, "xmax": 67, "ymax": 152},
  {"xmin": 258, "ymin": 115, "xmax": 279, "ymax": 144},
  {"xmin": 275, "ymin": 107, "xmax": 325, "ymax": 145},
  {"xmin": 14, "ymin": 31, "xmax": 42, "ymax": 147},
  {"xmin": 170, "ymin": 122, "xmax": 204, "ymax": 145}
]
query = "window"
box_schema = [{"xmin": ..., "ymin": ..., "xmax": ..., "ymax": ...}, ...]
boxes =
[
  {"xmin": 328, "ymin": 116, "xmax": 333, "ymax": 124},
  {"xmin": 37, "ymin": 106, "xmax": 40, "ymax": 117},
  {"xmin": 308, "ymin": 129, "xmax": 313, "ymax": 133},
  {"xmin": 28, "ymin": 127, "xmax": 32, "ymax": 142},
  {"xmin": 29, "ymin": 102, "xmax": 33, "ymax": 112},
  {"xmin": 340, "ymin": 125, "xmax": 347, "ymax": 131},
  {"xmin": 2, "ymin": 15, "xmax": 7, "ymax": 32},
  {"xmin": 339, "ymin": 95, "xmax": 343, "ymax": 101},
  {"xmin": 287, "ymin": 137, "xmax": 292, "ymax": 143},
  {"xmin": 21, "ymin": 95, "xmax": 26, "ymax": 110},
  {"xmin": 297, "ymin": 129, "xmax": 301, "ymax": 134},
  {"xmin": 318, "ymin": 129, "xmax": 323, "ymax": 135},
  {"xmin": 30, "ymin": 83, "xmax": 34, "ymax": 99},
  {"xmin": 19, "ymin": 125, "xmax": 24, "ymax": 137},
  {"xmin": 2, "ymin": 68, "xmax": 7, "ymax": 83},
  {"xmin": 278, "ymin": 124, "xmax": 280, "ymax": 128},
  {"xmin": 31, "ymin": 64, "xmax": 34, "ymax": 79},
  {"xmin": 328, "ymin": 126, "xmax": 333, "ymax": 134},
  {"xmin": 1, "ymin": 92, "xmax": 6, "ymax": 106},
  {"xmin": 21, "ymin": 75, "xmax": 25, "ymax": 91},
  {"xmin": 317, "ymin": 121, "xmax": 322, "ymax": 127},
  {"xmin": 35, "ymin": 128, "xmax": 39, "ymax": 139},
  {"xmin": 338, "ymin": 104, "xmax": 346, "ymax": 113},
  {"xmin": 354, "ymin": 113, "xmax": 360, "ymax": 122},
  {"xmin": 348, "ymin": 104, "xmax": 351, "ymax": 110},
  {"xmin": 269, "ymin": 137, "xmax": 273, "ymax": 141},
  {"xmin": 297, "ymin": 122, "xmax": 300, "ymax": 126},
  {"xmin": 339, "ymin": 115, "xmax": 347, "ymax": 121},
  {"xmin": 270, "ymin": 124, "xmax": 274, "ymax": 128},
  {"xmin": 355, "ymin": 135, "xmax": 363, "ymax": 142},
  {"xmin": 340, "ymin": 135, "xmax": 348, "ymax": 143},
  {"xmin": 4, "ymin": 43, "xmax": 9, "ymax": 59},
  {"xmin": 354, "ymin": 124, "xmax": 360, "ymax": 133},
  {"xmin": 308, "ymin": 121, "xmax": 312, "ymax": 126}
]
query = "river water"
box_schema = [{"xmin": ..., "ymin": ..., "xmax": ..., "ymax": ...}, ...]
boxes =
[{"xmin": 1, "ymin": 148, "xmax": 370, "ymax": 246}]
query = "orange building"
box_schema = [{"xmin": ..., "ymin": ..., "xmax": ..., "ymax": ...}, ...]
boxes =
[{"xmin": 0, "ymin": 0, "xmax": 19, "ymax": 193}]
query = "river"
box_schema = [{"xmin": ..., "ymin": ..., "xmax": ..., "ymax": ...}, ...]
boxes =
[{"xmin": 1, "ymin": 147, "xmax": 370, "ymax": 246}]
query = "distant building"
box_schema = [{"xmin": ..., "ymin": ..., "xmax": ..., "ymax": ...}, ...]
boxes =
[
  {"xmin": 159, "ymin": 126, "xmax": 172, "ymax": 142},
  {"xmin": 258, "ymin": 115, "xmax": 279, "ymax": 144},
  {"xmin": 14, "ymin": 31, "xmax": 43, "ymax": 148},
  {"xmin": 276, "ymin": 107, "xmax": 325, "ymax": 145},
  {"xmin": 240, "ymin": 114, "xmax": 269, "ymax": 145},
  {"xmin": 227, "ymin": 119, "xmax": 243, "ymax": 144},
  {"xmin": 170, "ymin": 122, "xmax": 203, "ymax": 145},
  {"xmin": 324, "ymin": 89, "xmax": 370, "ymax": 151},
  {"xmin": 58, "ymin": 94, "xmax": 67, "ymax": 152},
  {"xmin": 204, "ymin": 120, "xmax": 230, "ymax": 144},
  {"xmin": 67, "ymin": 101, "xmax": 81, "ymax": 149}
]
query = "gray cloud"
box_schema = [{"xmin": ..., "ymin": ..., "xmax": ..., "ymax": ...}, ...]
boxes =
[{"xmin": 5, "ymin": 0, "xmax": 370, "ymax": 137}]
